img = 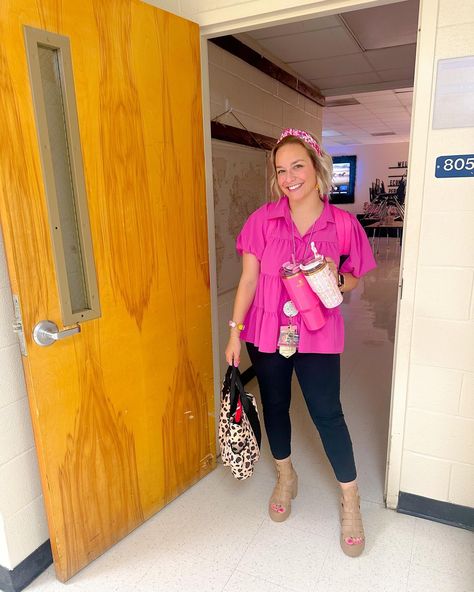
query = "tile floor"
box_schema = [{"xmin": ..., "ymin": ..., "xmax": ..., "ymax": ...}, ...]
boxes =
[{"xmin": 26, "ymin": 240, "xmax": 474, "ymax": 592}]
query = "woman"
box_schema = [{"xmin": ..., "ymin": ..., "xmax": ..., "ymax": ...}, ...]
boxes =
[{"xmin": 225, "ymin": 128, "xmax": 376, "ymax": 557}]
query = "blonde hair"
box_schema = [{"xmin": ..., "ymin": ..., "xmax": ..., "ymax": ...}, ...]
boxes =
[{"xmin": 270, "ymin": 133, "xmax": 333, "ymax": 200}]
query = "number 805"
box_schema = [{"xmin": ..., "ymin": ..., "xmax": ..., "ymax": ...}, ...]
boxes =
[{"xmin": 443, "ymin": 157, "xmax": 474, "ymax": 171}]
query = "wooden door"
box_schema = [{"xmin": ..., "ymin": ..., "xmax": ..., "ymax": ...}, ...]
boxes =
[{"xmin": 0, "ymin": 0, "xmax": 215, "ymax": 582}]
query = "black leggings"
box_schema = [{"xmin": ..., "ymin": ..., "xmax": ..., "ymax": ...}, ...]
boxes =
[{"xmin": 247, "ymin": 343, "xmax": 357, "ymax": 483}]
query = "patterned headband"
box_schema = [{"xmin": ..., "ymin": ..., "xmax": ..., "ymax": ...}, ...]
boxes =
[{"xmin": 277, "ymin": 128, "xmax": 322, "ymax": 157}]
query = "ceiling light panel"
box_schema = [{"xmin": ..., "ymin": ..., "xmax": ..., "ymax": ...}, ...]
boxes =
[
  {"xmin": 325, "ymin": 97, "xmax": 360, "ymax": 107},
  {"xmin": 322, "ymin": 129, "xmax": 343, "ymax": 137}
]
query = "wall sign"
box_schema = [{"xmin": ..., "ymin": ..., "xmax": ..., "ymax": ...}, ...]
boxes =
[
  {"xmin": 432, "ymin": 56, "xmax": 474, "ymax": 129},
  {"xmin": 435, "ymin": 154, "xmax": 474, "ymax": 178}
]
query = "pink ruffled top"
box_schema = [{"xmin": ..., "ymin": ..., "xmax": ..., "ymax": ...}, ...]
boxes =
[{"xmin": 236, "ymin": 196, "xmax": 376, "ymax": 353}]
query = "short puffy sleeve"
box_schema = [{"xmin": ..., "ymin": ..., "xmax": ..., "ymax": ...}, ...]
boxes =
[
  {"xmin": 339, "ymin": 215, "xmax": 377, "ymax": 277},
  {"xmin": 236, "ymin": 207, "xmax": 267, "ymax": 261}
]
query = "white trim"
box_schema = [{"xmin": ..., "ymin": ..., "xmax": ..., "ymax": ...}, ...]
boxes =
[
  {"xmin": 199, "ymin": 39, "xmax": 222, "ymax": 449},
  {"xmin": 385, "ymin": 0, "xmax": 439, "ymax": 509},
  {"xmin": 197, "ymin": 0, "xmax": 403, "ymax": 37},
  {"xmin": 198, "ymin": 0, "xmax": 428, "ymax": 506}
]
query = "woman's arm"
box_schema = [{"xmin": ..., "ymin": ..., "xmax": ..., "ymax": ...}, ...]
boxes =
[{"xmin": 225, "ymin": 253, "xmax": 260, "ymax": 366}]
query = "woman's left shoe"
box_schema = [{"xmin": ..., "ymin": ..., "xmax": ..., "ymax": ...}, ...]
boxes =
[{"xmin": 339, "ymin": 485, "xmax": 365, "ymax": 557}]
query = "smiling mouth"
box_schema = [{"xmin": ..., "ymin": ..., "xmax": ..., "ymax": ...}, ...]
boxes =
[{"xmin": 287, "ymin": 183, "xmax": 303, "ymax": 191}]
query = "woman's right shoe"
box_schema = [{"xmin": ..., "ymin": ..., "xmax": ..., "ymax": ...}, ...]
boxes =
[
  {"xmin": 268, "ymin": 458, "xmax": 298, "ymax": 522},
  {"xmin": 339, "ymin": 485, "xmax": 365, "ymax": 557}
]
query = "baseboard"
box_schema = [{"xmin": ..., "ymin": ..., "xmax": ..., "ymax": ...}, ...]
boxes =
[
  {"xmin": 0, "ymin": 540, "xmax": 52, "ymax": 592},
  {"xmin": 397, "ymin": 492, "xmax": 474, "ymax": 531}
]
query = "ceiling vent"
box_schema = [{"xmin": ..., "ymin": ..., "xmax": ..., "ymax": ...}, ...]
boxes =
[
  {"xmin": 334, "ymin": 139, "xmax": 362, "ymax": 145},
  {"xmin": 325, "ymin": 98, "xmax": 361, "ymax": 107},
  {"xmin": 371, "ymin": 131, "xmax": 396, "ymax": 136}
]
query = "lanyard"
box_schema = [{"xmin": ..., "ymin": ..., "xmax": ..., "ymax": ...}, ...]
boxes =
[{"xmin": 290, "ymin": 218, "xmax": 317, "ymax": 265}]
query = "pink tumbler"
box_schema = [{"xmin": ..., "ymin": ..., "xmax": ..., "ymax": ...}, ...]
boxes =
[{"xmin": 280, "ymin": 263, "xmax": 326, "ymax": 331}]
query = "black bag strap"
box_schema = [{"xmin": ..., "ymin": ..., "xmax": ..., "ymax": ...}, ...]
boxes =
[{"xmin": 227, "ymin": 365, "xmax": 262, "ymax": 449}]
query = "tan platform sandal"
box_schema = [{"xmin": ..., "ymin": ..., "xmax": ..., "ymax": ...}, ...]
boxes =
[
  {"xmin": 340, "ymin": 485, "xmax": 365, "ymax": 557},
  {"xmin": 269, "ymin": 457, "xmax": 298, "ymax": 522}
]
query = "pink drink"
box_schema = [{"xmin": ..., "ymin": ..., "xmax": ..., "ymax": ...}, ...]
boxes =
[{"xmin": 280, "ymin": 263, "xmax": 326, "ymax": 331}]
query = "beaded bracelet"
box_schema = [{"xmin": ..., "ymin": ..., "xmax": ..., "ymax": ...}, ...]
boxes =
[{"xmin": 228, "ymin": 320, "xmax": 245, "ymax": 331}]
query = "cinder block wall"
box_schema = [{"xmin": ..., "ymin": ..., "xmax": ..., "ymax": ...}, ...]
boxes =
[
  {"xmin": 208, "ymin": 41, "xmax": 322, "ymax": 139},
  {"xmin": 398, "ymin": 0, "xmax": 474, "ymax": 508},
  {"xmin": 0, "ymin": 230, "xmax": 49, "ymax": 570}
]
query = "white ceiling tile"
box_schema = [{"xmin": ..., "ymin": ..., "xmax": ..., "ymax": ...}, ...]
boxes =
[
  {"xmin": 327, "ymin": 104, "xmax": 372, "ymax": 114},
  {"xmin": 290, "ymin": 53, "xmax": 374, "ymax": 79},
  {"xmin": 313, "ymin": 71, "xmax": 380, "ymax": 90},
  {"xmin": 248, "ymin": 15, "xmax": 341, "ymax": 40},
  {"xmin": 353, "ymin": 89, "xmax": 394, "ymax": 98},
  {"xmin": 390, "ymin": 123, "xmax": 412, "ymax": 130},
  {"xmin": 356, "ymin": 94, "xmax": 400, "ymax": 105},
  {"xmin": 228, "ymin": 2, "xmax": 418, "ymax": 137},
  {"xmin": 366, "ymin": 106, "xmax": 407, "ymax": 115},
  {"xmin": 346, "ymin": 126, "xmax": 373, "ymax": 134},
  {"xmin": 256, "ymin": 27, "xmax": 360, "ymax": 63},
  {"xmin": 397, "ymin": 95, "xmax": 413, "ymax": 106},
  {"xmin": 377, "ymin": 67, "xmax": 415, "ymax": 83},
  {"xmin": 364, "ymin": 44, "xmax": 417, "ymax": 70},
  {"xmin": 341, "ymin": 0, "xmax": 420, "ymax": 50},
  {"xmin": 390, "ymin": 115, "xmax": 411, "ymax": 122},
  {"xmin": 352, "ymin": 116, "xmax": 380, "ymax": 125}
]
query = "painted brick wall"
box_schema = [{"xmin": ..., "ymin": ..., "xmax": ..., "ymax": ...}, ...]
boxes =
[
  {"xmin": 208, "ymin": 41, "xmax": 322, "ymax": 140},
  {"xmin": 398, "ymin": 0, "xmax": 474, "ymax": 507}
]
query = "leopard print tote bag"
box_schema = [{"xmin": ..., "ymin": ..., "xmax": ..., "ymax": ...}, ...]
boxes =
[{"xmin": 219, "ymin": 365, "xmax": 261, "ymax": 480}]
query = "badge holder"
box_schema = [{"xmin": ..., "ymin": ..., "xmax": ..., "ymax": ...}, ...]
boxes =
[{"xmin": 279, "ymin": 300, "xmax": 299, "ymax": 358}]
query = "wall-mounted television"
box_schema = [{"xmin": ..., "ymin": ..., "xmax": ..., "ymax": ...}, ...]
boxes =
[{"xmin": 330, "ymin": 155, "xmax": 356, "ymax": 204}]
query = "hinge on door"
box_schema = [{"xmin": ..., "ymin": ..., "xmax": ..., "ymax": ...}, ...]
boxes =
[
  {"xmin": 399, "ymin": 277, "xmax": 404, "ymax": 300},
  {"xmin": 12, "ymin": 294, "xmax": 27, "ymax": 357}
]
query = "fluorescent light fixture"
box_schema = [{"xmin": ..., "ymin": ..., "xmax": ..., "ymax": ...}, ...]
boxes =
[{"xmin": 322, "ymin": 129, "xmax": 343, "ymax": 137}]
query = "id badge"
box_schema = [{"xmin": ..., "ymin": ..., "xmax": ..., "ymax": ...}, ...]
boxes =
[{"xmin": 278, "ymin": 324, "xmax": 299, "ymax": 358}]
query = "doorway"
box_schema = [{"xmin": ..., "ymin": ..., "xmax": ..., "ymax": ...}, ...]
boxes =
[{"xmin": 201, "ymin": 0, "xmax": 420, "ymax": 508}]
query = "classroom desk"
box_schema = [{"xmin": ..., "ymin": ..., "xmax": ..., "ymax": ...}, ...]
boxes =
[{"xmin": 366, "ymin": 220, "xmax": 403, "ymax": 254}]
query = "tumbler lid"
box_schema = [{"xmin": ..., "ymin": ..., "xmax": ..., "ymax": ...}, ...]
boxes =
[{"xmin": 280, "ymin": 261, "xmax": 301, "ymax": 277}]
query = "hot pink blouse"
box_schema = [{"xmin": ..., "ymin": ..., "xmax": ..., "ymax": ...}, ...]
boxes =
[{"xmin": 236, "ymin": 196, "xmax": 376, "ymax": 353}]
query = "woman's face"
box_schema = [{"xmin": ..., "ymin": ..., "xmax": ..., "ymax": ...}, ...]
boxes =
[{"xmin": 275, "ymin": 143, "xmax": 319, "ymax": 204}]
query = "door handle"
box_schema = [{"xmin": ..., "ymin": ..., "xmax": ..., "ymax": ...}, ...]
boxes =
[{"xmin": 33, "ymin": 320, "xmax": 80, "ymax": 347}]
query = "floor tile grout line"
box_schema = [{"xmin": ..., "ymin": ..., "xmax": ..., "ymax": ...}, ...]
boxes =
[
  {"xmin": 222, "ymin": 514, "xmax": 268, "ymax": 590},
  {"xmin": 311, "ymin": 531, "xmax": 333, "ymax": 592},
  {"xmin": 403, "ymin": 515, "xmax": 418, "ymax": 592}
]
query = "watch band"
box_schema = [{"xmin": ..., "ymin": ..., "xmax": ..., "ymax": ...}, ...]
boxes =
[{"xmin": 337, "ymin": 273, "xmax": 345, "ymax": 289}]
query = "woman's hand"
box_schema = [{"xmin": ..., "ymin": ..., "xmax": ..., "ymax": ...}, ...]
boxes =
[
  {"xmin": 325, "ymin": 256, "xmax": 338, "ymax": 282},
  {"xmin": 225, "ymin": 332, "xmax": 242, "ymax": 367}
]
